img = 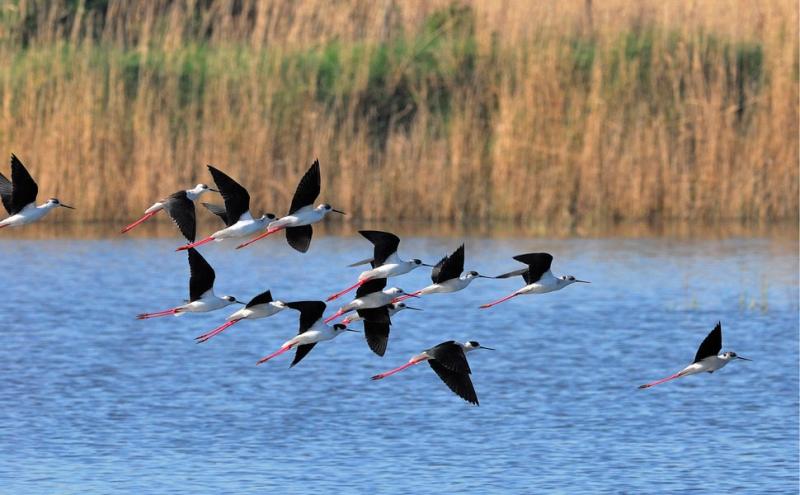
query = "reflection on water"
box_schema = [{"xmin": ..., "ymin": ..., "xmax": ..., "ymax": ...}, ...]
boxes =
[{"xmin": 0, "ymin": 232, "xmax": 797, "ymax": 493}]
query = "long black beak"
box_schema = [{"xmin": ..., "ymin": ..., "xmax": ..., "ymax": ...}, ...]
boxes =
[
  {"xmin": 479, "ymin": 346, "xmax": 495, "ymax": 350},
  {"xmin": 234, "ymin": 301, "xmax": 245, "ymax": 305},
  {"xmin": 736, "ymin": 356, "xmax": 752, "ymax": 361},
  {"xmin": 345, "ymin": 328, "xmax": 359, "ymax": 332},
  {"xmin": 60, "ymin": 203, "xmax": 75, "ymax": 209},
  {"xmin": 575, "ymin": 279, "xmax": 591, "ymax": 283},
  {"xmin": 477, "ymin": 275, "xmax": 494, "ymax": 279},
  {"xmin": 209, "ymin": 188, "xmax": 220, "ymax": 193},
  {"xmin": 404, "ymin": 306, "xmax": 423, "ymax": 311},
  {"xmin": 332, "ymin": 209, "xmax": 346, "ymax": 215},
  {"xmin": 403, "ymin": 293, "xmax": 421, "ymax": 298},
  {"xmin": 421, "ymin": 263, "xmax": 435, "ymax": 267}
]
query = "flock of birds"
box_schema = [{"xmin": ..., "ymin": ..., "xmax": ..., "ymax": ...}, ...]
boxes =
[{"xmin": 1, "ymin": 154, "xmax": 751, "ymax": 405}]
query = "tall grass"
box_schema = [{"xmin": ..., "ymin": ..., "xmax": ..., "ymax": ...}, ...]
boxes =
[{"xmin": 0, "ymin": 0, "xmax": 796, "ymax": 226}]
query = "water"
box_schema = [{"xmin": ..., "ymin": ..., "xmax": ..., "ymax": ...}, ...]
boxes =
[{"xmin": 1, "ymin": 234, "xmax": 797, "ymax": 494}]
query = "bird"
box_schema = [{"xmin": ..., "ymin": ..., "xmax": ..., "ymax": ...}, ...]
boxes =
[
  {"xmin": 256, "ymin": 301, "xmax": 358, "ymax": 367},
  {"xmin": 327, "ymin": 230, "xmax": 432, "ymax": 301},
  {"xmin": 371, "ymin": 340, "xmax": 493, "ymax": 405},
  {"xmin": 195, "ymin": 290, "xmax": 288, "ymax": 343},
  {"xmin": 236, "ymin": 159, "xmax": 344, "ymax": 252},
  {"xmin": 638, "ymin": 322, "xmax": 751, "ymax": 389},
  {"xmin": 323, "ymin": 278, "xmax": 415, "ymax": 324},
  {"xmin": 121, "ymin": 182, "xmax": 216, "ymax": 241},
  {"xmin": 341, "ymin": 302, "xmax": 422, "ymax": 356},
  {"xmin": 176, "ymin": 165, "xmax": 276, "ymax": 250},
  {"xmin": 136, "ymin": 247, "xmax": 242, "ymax": 319},
  {"xmin": 0, "ymin": 154, "xmax": 74, "ymax": 229},
  {"xmin": 479, "ymin": 252, "xmax": 589, "ymax": 308},
  {"xmin": 393, "ymin": 244, "xmax": 491, "ymax": 302}
]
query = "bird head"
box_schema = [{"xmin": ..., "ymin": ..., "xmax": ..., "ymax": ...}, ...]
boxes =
[
  {"xmin": 464, "ymin": 341, "xmax": 495, "ymax": 352},
  {"xmin": 333, "ymin": 323, "xmax": 359, "ymax": 333},
  {"xmin": 46, "ymin": 198, "xmax": 74, "ymax": 209},
  {"xmin": 559, "ymin": 275, "xmax": 590, "ymax": 286},
  {"xmin": 722, "ymin": 351, "xmax": 751, "ymax": 362},
  {"xmin": 223, "ymin": 295, "xmax": 244, "ymax": 305},
  {"xmin": 187, "ymin": 183, "xmax": 217, "ymax": 199},
  {"xmin": 316, "ymin": 203, "xmax": 346, "ymax": 216}
]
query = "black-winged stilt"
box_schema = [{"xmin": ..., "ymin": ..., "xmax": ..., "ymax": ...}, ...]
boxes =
[
  {"xmin": 195, "ymin": 290, "xmax": 288, "ymax": 343},
  {"xmin": 0, "ymin": 154, "xmax": 74, "ymax": 229},
  {"xmin": 393, "ymin": 244, "xmax": 491, "ymax": 302},
  {"xmin": 341, "ymin": 302, "xmax": 422, "ymax": 356},
  {"xmin": 121, "ymin": 182, "xmax": 216, "ymax": 241},
  {"xmin": 323, "ymin": 278, "xmax": 415, "ymax": 324}
]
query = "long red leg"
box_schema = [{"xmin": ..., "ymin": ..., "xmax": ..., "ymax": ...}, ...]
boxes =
[
  {"xmin": 324, "ymin": 309, "xmax": 346, "ymax": 324},
  {"xmin": 257, "ymin": 345, "xmax": 293, "ymax": 365},
  {"xmin": 0, "ymin": 224, "xmax": 8, "ymax": 230},
  {"xmin": 638, "ymin": 371, "xmax": 686, "ymax": 389},
  {"xmin": 195, "ymin": 319, "xmax": 241, "ymax": 343},
  {"xmin": 121, "ymin": 210, "xmax": 160, "ymax": 233},
  {"xmin": 136, "ymin": 307, "xmax": 180, "ymax": 319},
  {"xmin": 176, "ymin": 236, "xmax": 215, "ymax": 251},
  {"xmin": 236, "ymin": 227, "xmax": 284, "ymax": 249},
  {"xmin": 392, "ymin": 290, "xmax": 422, "ymax": 303},
  {"xmin": 327, "ymin": 280, "xmax": 367, "ymax": 301},
  {"xmin": 371, "ymin": 358, "xmax": 427, "ymax": 380},
  {"xmin": 479, "ymin": 292, "xmax": 520, "ymax": 309}
]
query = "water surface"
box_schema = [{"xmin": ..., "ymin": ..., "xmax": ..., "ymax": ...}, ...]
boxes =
[{"xmin": 1, "ymin": 233, "xmax": 797, "ymax": 493}]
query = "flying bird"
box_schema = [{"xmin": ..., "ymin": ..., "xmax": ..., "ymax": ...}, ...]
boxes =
[
  {"xmin": 639, "ymin": 322, "xmax": 751, "ymax": 389},
  {"xmin": 394, "ymin": 244, "xmax": 490, "ymax": 302},
  {"xmin": 256, "ymin": 301, "xmax": 357, "ymax": 367},
  {"xmin": 480, "ymin": 253, "xmax": 589, "ymax": 308},
  {"xmin": 324, "ymin": 278, "xmax": 415, "ymax": 324},
  {"xmin": 136, "ymin": 248, "xmax": 242, "ymax": 319},
  {"xmin": 177, "ymin": 165, "xmax": 276, "ymax": 250},
  {"xmin": 0, "ymin": 154, "xmax": 74, "ymax": 229},
  {"xmin": 327, "ymin": 230, "xmax": 432, "ymax": 301},
  {"xmin": 121, "ymin": 182, "xmax": 216, "ymax": 241},
  {"xmin": 371, "ymin": 340, "xmax": 493, "ymax": 405},
  {"xmin": 342, "ymin": 302, "xmax": 422, "ymax": 356},
  {"xmin": 236, "ymin": 160, "xmax": 344, "ymax": 251},
  {"xmin": 195, "ymin": 290, "xmax": 288, "ymax": 343}
]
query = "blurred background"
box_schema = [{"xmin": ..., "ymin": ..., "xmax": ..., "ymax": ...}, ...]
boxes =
[{"xmin": 0, "ymin": 0, "xmax": 796, "ymax": 229}]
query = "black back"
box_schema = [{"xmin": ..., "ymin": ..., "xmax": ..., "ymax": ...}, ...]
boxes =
[
  {"xmin": 428, "ymin": 360, "xmax": 479, "ymax": 405},
  {"xmin": 356, "ymin": 278, "xmax": 387, "ymax": 298},
  {"xmin": 246, "ymin": 290, "xmax": 273, "ymax": 308},
  {"xmin": 286, "ymin": 301, "xmax": 327, "ymax": 334},
  {"xmin": 426, "ymin": 341, "xmax": 472, "ymax": 374},
  {"xmin": 0, "ymin": 154, "xmax": 39, "ymax": 215},
  {"xmin": 291, "ymin": 343, "xmax": 317, "ymax": 367},
  {"xmin": 286, "ymin": 224, "xmax": 313, "ymax": 253},
  {"xmin": 359, "ymin": 230, "xmax": 401, "ymax": 267},
  {"xmin": 163, "ymin": 191, "xmax": 197, "ymax": 242},
  {"xmin": 513, "ymin": 252, "xmax": 553, "ymax": 284},
  {"xmin": 288, "ymin": 159, "xmax": 321, "ymax": 214},
  {"xmin": 202, "ymin": 202, "xmax": 229, "ymax": 225},
  {"xmin": 431, "ymin": 244, "xmax": 465, "ymax": 284},
  {"xmin": 187, "ymin": 248, "xmax": 216, "ymax": 302},
  {"xmin": 207, "ymin": 165, "xmax": 250, "ymax": 225},
  {"xmin": 693, "ymin": 322, "xmax": 723, "ymax": 363}
]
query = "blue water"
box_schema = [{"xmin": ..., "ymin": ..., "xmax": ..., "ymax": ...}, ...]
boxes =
[{"xmin": 0, "ymin": 234, "xmax": 797, "ymax": 494}]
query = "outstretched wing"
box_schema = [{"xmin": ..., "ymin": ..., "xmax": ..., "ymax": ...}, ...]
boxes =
[
  {"xmin": 358, "ymin": 305, "xmax": 392, "ymax": 356},
  {"xmin": 355, "ymin": 278, "xmax": 387, "ymax": 298},
  {"xmin": 428, "ymin": 360, "xmax": 479, "ymax": 405},
  {"xmin": 431, "ymin": 244, "xmax": 465, "ymax": 284},
  {"xmin": 358, "ymin": 230, "xmax": 401, "ymax": 267},
  {"xmin": 693, "ymin": 322, "xmax": 723, "ymax": 363},
  {"xmin": 163, "ymin": 191, "xmax": 197, "ymax": 242},
  {"xmin": 2, "ymin": 154, "xmax": 39, "ymax": 214},
  {"xmin": 290, "ymin": 343, "xmax": 317, "ymax": 367},
  {"xmin": 0, "ymin": 171, "xmax": 12, "ymax": 215},
  {"xmin": 286, "ymin": 301, "xmax": 327, "ymax": 334},
  {"xmin": 187, "ymin": 248, "xmax": 215, "ymax": 302},
  {"xmin": 426, "ymin": 341, "xmax": 471, "ymax": 374},
  {"xmin": 246, "ymin": 290, "xmax": 273, "ymax": 308},
  {"xmin": 288, "ymin": 159, "xmax": 321, "ymax": 214},
  {"xmin": 512, "ymin": 253, "xmax": 553, "ymax": 284},
  {"xmin": 202, "ymin": 202, "xmax": 230, "ymax": 226},
  {"xmin": 286, "ymin": 224, "xmax": 313, "ymax": 253},
  {"xmin": 207, "ymin": 165, "xmax": 250, "ymax": 224}
]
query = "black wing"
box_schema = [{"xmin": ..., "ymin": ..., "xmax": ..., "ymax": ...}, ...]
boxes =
[
  {"xmin": 246, "ymin": 290, "xmax": 273, "ymax": 308},
  {"xmin": 693, "ymin": 322, "xmax": 723, "ymax": 363},
  {"xmin": 187, "ymin": 248, "xmax": 215, "ymax": 302},
  {"xmin": 359, "ymin": 230, "xmax": 401, "ymax": 267},
  {"xmin": 348, "ymin": 257, "xmax": 375, "ymax": 268},
  {"xmin": 163, "ymin": 191, "xmax": 197, "ymax": 242},
  {"xmin": 286, "ymin": 224, "xmax": 313, "ymax": 253},
  {"xmin": 288, "ymin": 159, "xmax": 321, "ymax": 214},
  {"xmin": 357, "ymin": 306, "xmax": 391, "ymax": 324},
  {"xmin": 512, "ymin": 253, "xmax": 553, "ymax": 284},
  {"xmin": 286, "ymin": 301, "xmax": 327, "ymax": 334},
  {"xmin": 202, "ymin": 202, "xmax": 230, "ymax": 226},
  {"xmin": 290, "ymin": 343, "xmax": 317, "ymax": 367},
  {"xmin": 1, "ymin": 154, "xmax": 39, "ymax": 215},
  {"xmin": 207, "ymin": 165, "xmax": 250, "ymax": 224},
  {"xmin": 430, "ymin": 244, "xmax": 465, "ymax": 284},
  {"xmin": 356, "ymin": 278, "xmax": 387, "ymax": 298},
  {"xmin": 493, "ymin": 267, "xmax": 529, "ymax": 281},
  {"xmin": 363, "ymin": 320, "xmax": 391, "ymax": 357},
  {"xmin": 426, "ymin": 341, "xmax": 471, "ymax": 374},
  {"xmin": 428, "ymin": 360, "xmax": 479, "ymax": 405}
]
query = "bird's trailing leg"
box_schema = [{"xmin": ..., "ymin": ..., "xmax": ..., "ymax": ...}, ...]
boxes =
[
  {"xmin": 371, "ymin": 358, "xmax": 427, "ymax": 380},
  {"xmin": 638, "ymin": 371, "xmax": 687, "ymax": 389},
  {"xmin": 391, "ymin": 291, "xmax": 422, "ymax": 303},
  {"xmin": 121, "ymin": 210, "xmax": 160, "ymax": 233},
  {"xmin": 257, "ymin": 344, "xmax": 294, "ymax": 365},
  {"xmin": 479, "ymin": 292, "xmax": 520, "ymax": 309},
  {"xmin": 176, "ymin": 236, "xmax": 215, "ymax": 251},
  {"xmin": 195, "ymin": 319, "xmax": 242, "ymax": 343},
  {"xmin": 236, "ymin": 227, "xmax": 285, "ymax": 249},
  {"xmin": 324, "ymin": 309, "xmax": 347, "ymax": 324},
  {"xmin": 326, "ymin": 279, "xmax": 368, "ymax": 301},
  {"xmin": 136, "ymin": 307, "xmax": 181, "ymax": 319}
]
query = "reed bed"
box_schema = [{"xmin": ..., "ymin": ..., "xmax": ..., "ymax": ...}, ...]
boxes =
[{"xmin": 0, "ymin": 0, "xmax": 796, "ymax": 226}]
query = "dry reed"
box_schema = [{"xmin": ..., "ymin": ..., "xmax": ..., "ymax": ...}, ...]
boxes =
[{"xmin": 0, "ymin": 0, "xmax": 796, "ymax": 227}]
